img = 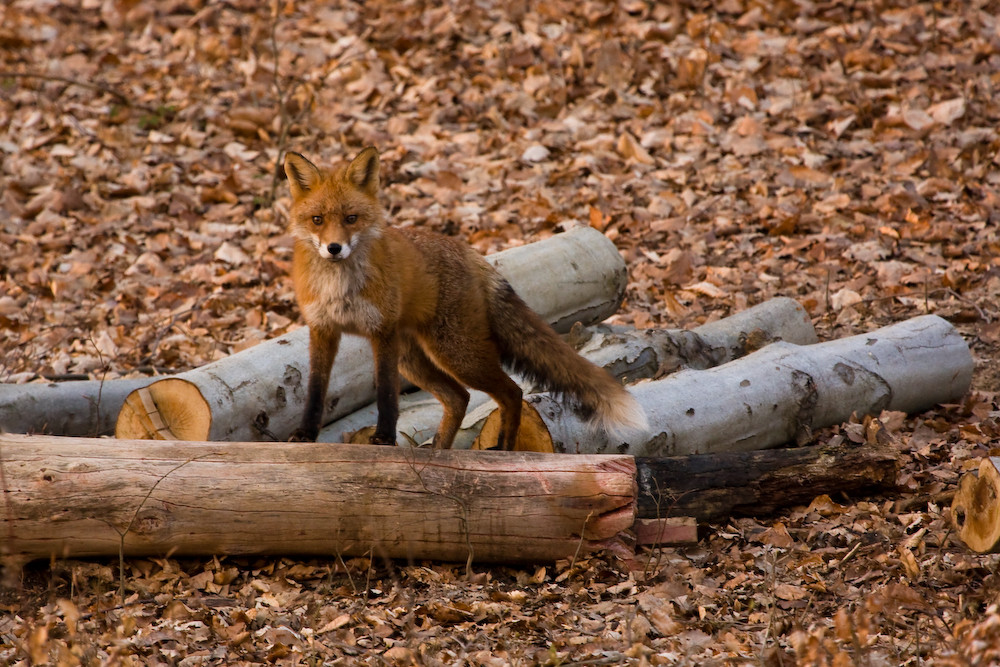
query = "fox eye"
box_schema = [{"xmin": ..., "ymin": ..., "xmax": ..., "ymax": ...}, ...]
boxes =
[
  {"xmin": 344, "ymin": 214, "xmax": 358, "ymax": 225},
  {"xmin": 312, "ymin": 215, "xmax": 323, "ymax": 225}
]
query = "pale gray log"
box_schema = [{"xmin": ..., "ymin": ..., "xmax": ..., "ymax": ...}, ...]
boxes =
[
  {"xmin": 530, "ymin": 315, "xmax": 973, "ymax": 456},
  {"xmin": 0, "ymin": 377, "xmax": 158, "ymax": 436}
]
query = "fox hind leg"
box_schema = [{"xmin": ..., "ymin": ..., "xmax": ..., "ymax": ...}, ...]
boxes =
[
  {"xmin": 465, "ymin": 365, "xmax": 522, "ymax": 451},
  {"xmin": 399, "ymin": 339, "xmax": 470, "ymax": 449},
  {"xmin": 422, "ymin": 338, "xmax": 523, "ymax": 451}
]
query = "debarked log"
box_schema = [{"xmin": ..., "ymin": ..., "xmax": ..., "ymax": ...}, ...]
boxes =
[
  {"xmin": 113, "ymin": 226, "xmax": 630, "ymax": 443},
  {"xmin": 500, "ymin": 315, "xmax": 973, "ymax": 456},
  {"xmin": 575, "ymin": 295, "xmax": 818, "ymax": 382},
  {"xmin": 0, "ymin": 433, "xmax": 636, "ymax": 564}
]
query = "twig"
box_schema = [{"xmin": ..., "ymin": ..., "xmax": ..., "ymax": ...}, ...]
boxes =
[
  {"xmin": 88, "ymin": 334, "xmax": 111, "ymax": 438},
  {"xmin": 894, "ymin": 490, "xmax": 956, "ymax": 514},
  {"xmin": 569, "ymin": 510, "xmax": 595, "ymax": 570},
  {"xmin": 334, "ymin": 549, "xmax": 358, "ymax": 596},
  {"xmin": 111, "ymin": 453, "xmax": 216, "ymax": 599},
  {"xmin": 0, "ymin": 70, "xmax": 159, "ymax": 113},
  {"xmin": 835, "ymin": 541, "xmax": 863, "ymax": 571},
  {"xmin": 640, "ymin": 477, "xmax": 692, "ymax": 581},
  {"xmin": 402, "ymin": 448, "xmax": 476, "ymax": 577}
]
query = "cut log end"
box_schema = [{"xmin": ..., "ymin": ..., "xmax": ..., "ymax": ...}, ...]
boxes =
[
  {"xmin": 473, "ymin": 400, "xmax": 554, "ymax": 453},
  {"xmin": 115, "ymin": 379, "xmax": 211, "ymax": 441},
  {"xmin": 952, "ymin": 456, "xmax": 1000, "ymax": 553}
]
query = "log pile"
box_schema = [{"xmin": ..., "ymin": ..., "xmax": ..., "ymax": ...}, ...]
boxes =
[
  {"xmin": 502, "ymin": 314, "xmax": 972, "ymax": 456},
  {"xmin": 112, "ymin": 226, "xmax": 631, "ymax": 442},
  {"xmin": 330, "ymin": 295, "xmax": 817, "ymax": 447},
  {"xmin": 0, "ymin": 228, "xmax": 977, "ymax": 565}
]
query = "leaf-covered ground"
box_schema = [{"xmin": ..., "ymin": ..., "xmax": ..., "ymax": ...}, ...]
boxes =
[{"xmin": 2, "ymin": 0, "xmax": 1000, "ymax": 663}]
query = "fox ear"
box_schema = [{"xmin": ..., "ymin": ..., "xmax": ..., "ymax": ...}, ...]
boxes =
[
  {"xmin": 284, "ymin": 152, "xmax": 322, "ymax": 200},
  {"xmin": 345, "ymin": 146, "xmax": 380, "ymax": 195}
]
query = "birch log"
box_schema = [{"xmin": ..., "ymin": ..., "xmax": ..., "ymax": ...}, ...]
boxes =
[
  {"xmin": 498, "ymin": 315, "xmax": 972, "ymax": 456},
  {"xmin": 0, "ymin": 433, "xmax": 636, "ymax": 564},
  {"xmin": 114, "ymin": 226, "xmax": 629, "ymax": 443},
  {"xmin": 575, "ymin": 295, "xmax": 818, "ymax": 381},
  {"xmin": 324, "ymin": 296, "xmax": 817, "ymax": 447},
  {"xmin": 0, "ymin": 376, "xmax": 158, "ymax": 437}
]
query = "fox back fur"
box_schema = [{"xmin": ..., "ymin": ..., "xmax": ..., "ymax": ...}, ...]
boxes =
[{"xmin": 284, "ymin": 147, "xmax": 648, "ymax": 449}]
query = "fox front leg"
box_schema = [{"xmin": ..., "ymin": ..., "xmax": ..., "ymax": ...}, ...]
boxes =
[
  {"xmin": 369, "ymin": 330, "xmax": 401, "ymax": 446},
  {"xmin": 290, "ymin": 326, "xmax": 341, "ymax": 442}
]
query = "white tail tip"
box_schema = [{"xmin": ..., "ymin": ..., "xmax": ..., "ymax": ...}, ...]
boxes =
[{"xmin": 592, "ymin": 390, "xmax": 650, "ymax": 444}]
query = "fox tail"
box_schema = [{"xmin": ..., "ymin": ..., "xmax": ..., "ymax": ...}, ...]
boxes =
[{"xmin": 487, "ymin": 278, "xmax": 649, "ymax": 443}]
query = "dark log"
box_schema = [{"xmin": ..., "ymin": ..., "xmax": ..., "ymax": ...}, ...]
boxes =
[{"xmin": 635, "ymin": 437, "xmax": 899, "ymax": 524}]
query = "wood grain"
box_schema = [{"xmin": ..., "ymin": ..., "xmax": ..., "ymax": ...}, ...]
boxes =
[{"xmin": 0, "ymin": 434, "xmax": 636, "ymax": 564}]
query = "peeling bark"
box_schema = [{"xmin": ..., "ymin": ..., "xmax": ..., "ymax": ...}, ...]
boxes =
[{"xmin": 635, "ymin": 438, "xmax": 899, "ymax": 523}]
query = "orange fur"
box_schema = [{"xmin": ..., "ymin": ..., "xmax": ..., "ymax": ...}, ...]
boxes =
[{"xmin": 285, "ymin": 147, "xmax": 647, "ymax": 448}]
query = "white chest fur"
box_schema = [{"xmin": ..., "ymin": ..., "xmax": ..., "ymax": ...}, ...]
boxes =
[{"xmin": 302, "ymin": 262, "xmax": 383, "ymax": 335}]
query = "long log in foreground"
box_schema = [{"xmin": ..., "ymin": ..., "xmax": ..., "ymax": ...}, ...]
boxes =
[
  {"xmin": 507, "ymin": 315, "xmax": 972, "ymax": 456},
  {"xmin": 113, "ymin": 226, "xmax": 629, "ymax": 443},
  {"xmin": 1, "ymin": 430, "xmax": 904, "ymax": 562},
  {"xmin": 0, "ymin": 434, "xmax": 636, "ymax": 565}
]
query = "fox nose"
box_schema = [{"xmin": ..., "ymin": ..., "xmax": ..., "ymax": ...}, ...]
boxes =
[{"xmin": 327, "ymin": 243, "xmax": 342, "ymax": 256}]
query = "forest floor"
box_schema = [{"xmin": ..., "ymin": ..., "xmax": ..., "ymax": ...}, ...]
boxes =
[{"xmin": 2, "ymin": 0, "xmax": 1000, "ymax": 664}]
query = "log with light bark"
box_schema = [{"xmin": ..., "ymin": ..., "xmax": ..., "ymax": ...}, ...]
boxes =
[
  {"xmin": 0, "ymin": 433, "xmax": 636, "ymax": 565},
  {"xmin": 952, "ymin": 457, "xmax": 1000, "ymax": 553},
  {"xmin": 113, "ymin": 226, "xmax": 629, "ymax": 443},
  {"xmin": 492, "ymin": 314, "xmax": 973, "ymax": 455},
  {"xmin": 0, "ymin": 376, "xmax": 158, "ymax": 437},
  {"xmin": 325, "ymin": 296, "xmax": 818, "ymax": 447},
  {"xmin": 573, "ymin": 295, "xmax": 818, "ymax": 381}
]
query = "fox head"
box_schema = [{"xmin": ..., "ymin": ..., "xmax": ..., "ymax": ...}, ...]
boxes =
[{"xmin": 284, "ymin": 147, "xmax": 384, "ymax": 263}]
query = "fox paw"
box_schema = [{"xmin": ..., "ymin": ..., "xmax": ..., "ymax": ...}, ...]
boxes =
[
  {"xmin": 288, "ymin": 429, "xmax": 317, "ymax": 442},
  {"xmin": 368, "ymin": 434, "xmax": 396, "ymax": 446}
]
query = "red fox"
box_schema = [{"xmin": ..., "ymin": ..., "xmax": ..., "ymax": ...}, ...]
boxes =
[{"xmin": 284, "ymin": 147, "xmax": 648, "ymax": 449}]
